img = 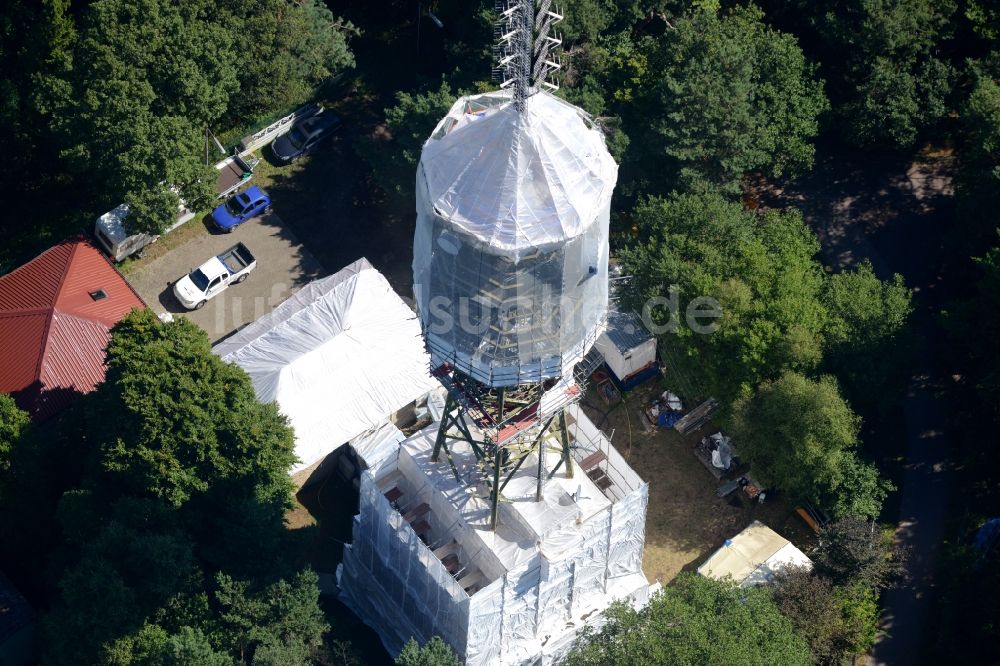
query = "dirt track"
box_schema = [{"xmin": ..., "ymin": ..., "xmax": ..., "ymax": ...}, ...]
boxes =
[{"xmin": 753, "ymin": 144, "xmax": 958, "ymax": 665}]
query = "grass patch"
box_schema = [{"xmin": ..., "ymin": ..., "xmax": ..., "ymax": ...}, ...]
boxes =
[{"xmin": 116, "ymin": 211, "xmax": 215, "ymax": 275}]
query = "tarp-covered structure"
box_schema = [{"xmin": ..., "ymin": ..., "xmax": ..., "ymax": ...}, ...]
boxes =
[
  {"xmin": 214, "ymin": 258, "xmax": 438, "ymax": 474},
  {"xmin": 337, "ymin": 404, "xmax": 654, "ymax": 665},
  {"xmin": 698, "ymin": 520, "xmax": 812, "ymax": 587},
  {"xmin": 412, "ymin": 90, "xmax": 617, "ymax": 386}
]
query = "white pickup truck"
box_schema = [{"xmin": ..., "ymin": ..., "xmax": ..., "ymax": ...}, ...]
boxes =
[{"xmin": 172, "ymin": 243, "xmax": 256, "ymax": 310}]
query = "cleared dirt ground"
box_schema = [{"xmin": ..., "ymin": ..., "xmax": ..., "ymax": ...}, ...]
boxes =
[{"xmin": 581, "ymin": 382, "xmax": 818, "ymax": 584}]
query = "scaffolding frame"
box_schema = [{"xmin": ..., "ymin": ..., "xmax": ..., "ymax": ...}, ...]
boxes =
[{"xmin": 431, "ymin": 364, "xmax": 578, "ymax": 529}]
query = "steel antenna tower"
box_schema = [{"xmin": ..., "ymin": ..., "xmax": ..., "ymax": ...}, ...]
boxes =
[
  {"xmin": 423, "ymin": 1, "xmax": 578, "ymax": 532},
  {"xmin": 532, "ymin": 0, "xmax": 563, "ymax": 91},
  {"xmin": 493, "ymin": 0, "xmax": 563, "ymax": 111}
]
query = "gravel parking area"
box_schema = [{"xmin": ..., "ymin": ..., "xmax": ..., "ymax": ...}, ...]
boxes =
[{"xmin": 127, "ymin": 211, "xmax": 325, "ymax": 342}]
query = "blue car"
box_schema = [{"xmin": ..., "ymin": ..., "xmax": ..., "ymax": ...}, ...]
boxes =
[{"xmin": 212, "ymin": 186, "xmax": 271, "ymax": 232}]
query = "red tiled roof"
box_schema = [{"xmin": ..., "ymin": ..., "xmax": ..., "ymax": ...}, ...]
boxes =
[{"xmin": 0, "ymin": 237, "xmax": 146, "ymax": 420}]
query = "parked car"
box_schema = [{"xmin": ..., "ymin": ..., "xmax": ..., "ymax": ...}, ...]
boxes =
[
  {"xmin": 172, "ymin": 243, "xmax": 256, "ymax": 310},
  {"xmin": 271, "ymin": 110, "xmax": 341, "ymax": 163},
  {"xmin": 211, "ymin": 185, "xmax": 271, "ymax": 232}
]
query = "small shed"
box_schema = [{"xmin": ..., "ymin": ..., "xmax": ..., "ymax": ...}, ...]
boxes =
[
  {"xmin": 698, "ymin": 521, "xmax": 811, "ymax": 587},
  {"xmin": 594, "ymin": 310, "xmax": 658, "ymax": 390}
]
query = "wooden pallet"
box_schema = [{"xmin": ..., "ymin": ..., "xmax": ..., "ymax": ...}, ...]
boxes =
[{"xmin": 674, "ymin": 398, "xmax": 719, "ymax": 435}]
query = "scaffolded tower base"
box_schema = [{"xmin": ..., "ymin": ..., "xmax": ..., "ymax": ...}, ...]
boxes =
[
  {"xmin": 431, "ymin": 365, "xmax": 580, "ymax": 529},
  {"xmin": 337, "ymin": 397, "xmax": 654, "ymax": 666}
]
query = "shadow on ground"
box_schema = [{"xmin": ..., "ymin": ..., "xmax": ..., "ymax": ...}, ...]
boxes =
[
  {"xmin": 286, "ymin": 474, "xmax": 393, "ymax": 664},
  {"xmin": 157, "ymin": 286, "xmax": 190, "ymax": 315},
  {"xmin": 262, "ymin": 131, "xmax": 415, "ymax": 296}
]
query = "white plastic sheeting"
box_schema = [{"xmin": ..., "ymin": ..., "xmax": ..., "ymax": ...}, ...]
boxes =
[
  {"xmin": 349, "ymin": 423, "xmax": 406, "ymax": 478},
  {"xmin": 214, "ymin": 258, "xmax": 438, "ymax": 473},
  {"xmin": 413, "ymin": 91, "xmax": 617, "ymax": 386},
  {"xmin": 337, "ymin": 408, "xmax": 653, "ymax": 665},
  {"xmin": 419, "ymin": 90, "xmax": 617, "ymax": 252},
  {"xmin": 338, "ymin": 465, "xmax": 472, "ymax": 657},
  {"xmin": 698, "ymin": 520, "xmax": 812, "ymax": 587}
]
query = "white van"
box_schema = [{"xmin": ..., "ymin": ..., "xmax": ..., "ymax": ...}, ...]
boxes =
[{"xmin": 94, "ymin": 202, "xmax": 196, "ymax": 262}]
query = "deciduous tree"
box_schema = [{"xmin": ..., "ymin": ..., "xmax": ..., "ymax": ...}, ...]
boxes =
[
  {"xmin": 773, "ymin": 566, "xmax": 881, "ymax": 663},
  {"xmin": 563, "ymin": 573, "xmax": 812, "ymax": 665},
  {"xmin": 822, "ymin": 261, "xmax": 912, "ymax": 412},
  {"xmin": 799, "ymin": 0, "xmax": 957, "ymax": 147},
  {"xmin": 956, "ymin": 54, "xmax": 1000, "ymax": 249},
  {"xmin": 637, "ymin": 5, "xmax": 828, "ymax": 190},
  {"xmin": 87, "ymin": 309, "xmax": 295, "ymax": 510},
  {"xmin": 619, "ymin": 191, "xmax": 827, "ymax": 402},
  {"xmin": 0, "ymin": 394, "xmax": 29, "ymax": 496},
  {"xmin": 42, "ymin": 310, "xmax": 326, "ymax": 664},
  {"xmin": 357, "ymin": 81, "xmax": 457, "ymax": 213},
  {"xmin": 215, "ymin": 570, "xmax": 329, "ymax": 665},
  {"xmin": 161, "ymin": 627, "xmax": 233, "ymax": 666},
  {"xmin": 50, "ymin": 0, "xmax": 238, "ymax": 233},
  {"xmin": 772, "ymin": 567, "xmax": 847, "ymax": 664},
  {"xmin": 218, "ymin": 0, "xmax": 357, "ymax": 125},
  {"xmin": 395, "ymin": 637, "xmax": 461, "ymax": 666},
  {"xmin": 814, "ymin": 516, "xmax": 907, "ymax": 590},
  {"xmin": 731, "ymin": 372, "xmax": 890, "ymax": 517}
]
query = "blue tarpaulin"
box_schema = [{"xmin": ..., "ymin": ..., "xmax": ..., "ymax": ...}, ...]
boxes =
[{"xmin": 658, "ymin": 411, "xmax": 682, "ymax": 428}]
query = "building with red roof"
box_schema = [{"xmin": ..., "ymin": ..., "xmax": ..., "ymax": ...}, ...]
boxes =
[{"xmin": 0, "ymin": 237, "xmax": 146, "ymax": 420}]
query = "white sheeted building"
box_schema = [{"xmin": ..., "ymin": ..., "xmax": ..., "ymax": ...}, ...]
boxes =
[
  {"xmin": 213, "ymin": 258, "xmax": 439, "ymax": 476},
  {"xmin": 338, "ymin": 402, "xmax": 653, "ymax": 665},
  {"xmin": 697, "ymin": 520, "xmax": 812, "ymax": 587},
  {"xmin": 412, "ymin": 90, "xmax": 616, "ymax": 386},
  {"xmin": 336, "ymin": 89, "xmax": 654, "ymax": 665}
]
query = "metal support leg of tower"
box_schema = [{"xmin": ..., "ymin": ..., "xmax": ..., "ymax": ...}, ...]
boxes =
[
  {"xmin": 560, "ymin": 411, "xmax": 573, "ymax": 479},
  {"xmin": 430, "ymin": 373, "xmax": 583, "ymax": 530},
  {"xmin": 430, "ymin": 394, "xmax": 455, "ymax": 463},
  {"xmin": 536, "ymin": 424, "xmax": 546, "ymax": 501},
  {"xmin": 498, "ymin": 416, "xmax": 553, "ymax": 496},
  {"xmin": 490, "ymin": 447, "xmax": 503, "ymax": 530},
  {"xmin": 432, "ymin": 395, "xmax": 473, "ymax": 483}
]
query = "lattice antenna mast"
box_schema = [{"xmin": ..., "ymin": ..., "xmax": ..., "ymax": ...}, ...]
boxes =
[
  {"xmin": 493, "ymin": 0, "xmax": 563, "ymax": 111},
  {"xmin": 532, "ymin": 0, "xmax": 563, "ymax": 92}
]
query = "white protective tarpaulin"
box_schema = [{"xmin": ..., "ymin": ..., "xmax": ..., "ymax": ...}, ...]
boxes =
[
  {"xmin": 420, "ymin": 90, "xmax": 617, "ymax": 252},
  {"xmin": 412, "ymin": 90, "xmax": 617, "ymax": 386},
  {"xmin": 338, "ymin": 408, "xmax": 653, "ymax": 666},
  {"xmin": 214, "ymin": 258, "xmax": 438, "ymax": 473},
  {"xmin": 697, "ymin": 520, "xmax": 812, "ymax": 587}
]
